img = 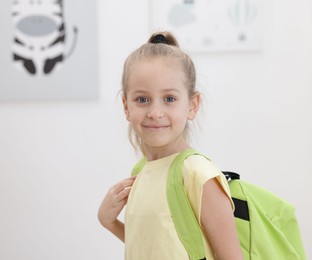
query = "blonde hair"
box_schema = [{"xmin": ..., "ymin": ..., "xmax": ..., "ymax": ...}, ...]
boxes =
[{"xmin": 121, "ymin": 31, "xmax": 198, "ymax": 154}]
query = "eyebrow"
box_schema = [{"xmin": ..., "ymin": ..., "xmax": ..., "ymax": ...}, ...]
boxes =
[
  {"xmin": 130, "ymin": 88, "xmax": 181, "ymax": 95},
  {"xmin": 162, "ymin": 88, "xmax": 181, "ymax": 93}
]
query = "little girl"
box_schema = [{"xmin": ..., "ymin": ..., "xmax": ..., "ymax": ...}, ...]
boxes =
[{"xmin": 98, "ymin": 31, "xmax": 243, "ymax": 259}]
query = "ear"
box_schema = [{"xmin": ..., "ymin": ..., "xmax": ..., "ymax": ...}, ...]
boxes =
[
  {"xmin": 122, "ymin": 95, "xmax": 130, "ymax": 121},
  {"xmin": 187, "ymin": 92, "xmax": 200, "ymax": 120}
]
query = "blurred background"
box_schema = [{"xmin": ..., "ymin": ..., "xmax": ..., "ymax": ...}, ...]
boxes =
[{"xmin": 0, "ymin": 0, "xmax": 311, "ymax": 259}]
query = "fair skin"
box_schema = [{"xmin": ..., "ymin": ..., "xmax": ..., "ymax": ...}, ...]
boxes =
[
  {"xmin": 123, "ymin": 57, "xmax": 199, "ymax": 160},
  {"xmin": 98, "ymin": 57, "xmax": 243, "ymax": 259},
  {"xmin": 98, "ymin": 176, "xmax": 136, "ymax": 241}
]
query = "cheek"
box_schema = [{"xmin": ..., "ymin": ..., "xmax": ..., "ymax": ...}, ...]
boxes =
[
  {"xmin": 171, "ymin": 108, "xmax": 189, "ymax": 122},
  {"xmin": 178, "ymin": 109, "xmax": 194, "ymax": 122},
  {"xmin": 127, "ymin": 106, "xmax": 144, "ymax": 122}
]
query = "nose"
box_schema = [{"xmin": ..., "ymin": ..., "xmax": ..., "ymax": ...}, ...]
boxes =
[{"xmin": 146, "ymin": 102, "xmax": 164, "ymax": 119}]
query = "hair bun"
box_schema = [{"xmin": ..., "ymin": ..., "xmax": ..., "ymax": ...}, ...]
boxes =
[
  {"xmin": 151, "ymin": 34, "xmax": 167, "ymax": 44},
  {"xmin": 148, "ymin": 31, "xmax": 179, "ymax": 47}
]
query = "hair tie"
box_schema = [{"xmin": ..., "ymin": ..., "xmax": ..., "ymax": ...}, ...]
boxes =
[{"xmin": 151, "ymin": 34, "xmax": 166, "ymax": 44}]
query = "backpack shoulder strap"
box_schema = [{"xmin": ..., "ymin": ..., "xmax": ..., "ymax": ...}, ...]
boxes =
[
  {"xmin": 167, "ymin": 149, "xmax": 209, "ymax": 260},
  {"xmin": 131, "ymin": 157, "xmax": 146, "ymax": 177},
  {"xmin": 130, "ymin": 149, "xmax": 208, "ymax": 260}
]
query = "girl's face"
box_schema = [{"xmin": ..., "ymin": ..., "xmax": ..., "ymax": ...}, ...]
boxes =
[{"xmin": 123, "ymin": 57, "xmax": 199, "ymax": 158}]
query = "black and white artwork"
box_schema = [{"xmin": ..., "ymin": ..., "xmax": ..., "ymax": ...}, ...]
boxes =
[
  {"xmin": 150, "ymin": 0, "xmax": 262, "ymax": 53},
  {"xmin": 0, "ymin": 0, "xmax": 99, "ymax": 100}
]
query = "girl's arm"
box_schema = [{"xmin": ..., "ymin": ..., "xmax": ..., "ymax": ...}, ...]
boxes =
[
  {"xmin": 200, "ymin": 178, "xmax": 243, "ymax": 260},
  {"xmin": 98, "ymin": 176, "xmax": 136, "ymax": 242}
]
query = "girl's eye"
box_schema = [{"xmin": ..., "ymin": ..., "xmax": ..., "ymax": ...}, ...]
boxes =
[
  {"xmin": 165, "ymin": 96, "xmax": 176, "ymax": 102},
  {"xmin": 137, "ymin": 96, "xmax": 149, "ymax": 103}
]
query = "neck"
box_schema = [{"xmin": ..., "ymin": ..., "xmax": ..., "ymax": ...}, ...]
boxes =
[{"xmin": 143, "ymin": 140, "xmax": 191, "ymax": 161}]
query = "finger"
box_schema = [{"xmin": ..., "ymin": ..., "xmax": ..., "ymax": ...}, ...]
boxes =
[
  {"xmin": 113, "ymin": 178, "xmax": 136, "ymax": 194},
  {"xmin": 115, "ymin": 185, "xmax": 132, "ymax": 203}
]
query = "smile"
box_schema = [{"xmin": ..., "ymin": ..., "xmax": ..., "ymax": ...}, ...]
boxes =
[{"xmin": 143, "ymin": 125, "xmax": 169, "ymax": 130}]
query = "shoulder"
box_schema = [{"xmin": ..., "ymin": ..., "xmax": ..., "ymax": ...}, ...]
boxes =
[
  {"xmin": 182, "ymin": 154, "xmax": 223, "ymax": 186},
  {"xmin": 184, "ymin": 154, "xmax": 222, "ymax": 177},
  {"xmin": 182, "ymin": 153, "xmax": 234, "ymax": 209}
]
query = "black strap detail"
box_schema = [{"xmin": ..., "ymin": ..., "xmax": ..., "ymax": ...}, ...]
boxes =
[
  {"xmin": 232, "ymin": 197, "xmax": 250, "ymax": 221},
  {"xmin": 223, "ymin": 171, "xmax": 240, "ymax": 180},
  {"xmin": 222, "ymin": 171, "xmax": 249, "ymax": 221}
]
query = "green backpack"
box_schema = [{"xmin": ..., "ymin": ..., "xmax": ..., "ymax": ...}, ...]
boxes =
[{"xmin": 131, "ymin": 149, "xmax": 306, "ymax": 260}]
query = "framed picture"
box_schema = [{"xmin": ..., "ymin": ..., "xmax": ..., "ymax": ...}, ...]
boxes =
[
  {"xmin": 150, "ymin": 0, "xmax": 262, "ymax": 53},
  {"xmin": 0, "ymin": 0, "xmax": 99, "ymax": 101}
]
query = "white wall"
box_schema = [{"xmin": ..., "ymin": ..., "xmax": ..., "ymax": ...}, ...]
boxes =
[{"xmin": 0, "ymin": 0, "xmax": 311, "ymax": 259}]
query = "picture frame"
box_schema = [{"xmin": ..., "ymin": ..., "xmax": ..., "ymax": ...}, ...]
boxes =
[{"xmin": 0, "ymin": 0, "xmax": 99, "ymax": 101}]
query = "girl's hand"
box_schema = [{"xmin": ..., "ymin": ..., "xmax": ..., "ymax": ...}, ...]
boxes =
[{"xmin": 98, "ymin": 176, "xmax": 136, "ymax": 241}]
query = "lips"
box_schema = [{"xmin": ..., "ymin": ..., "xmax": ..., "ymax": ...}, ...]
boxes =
[{"xmin": 143, "ymin": 125, "xmax": 169, "ymax": 130}]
